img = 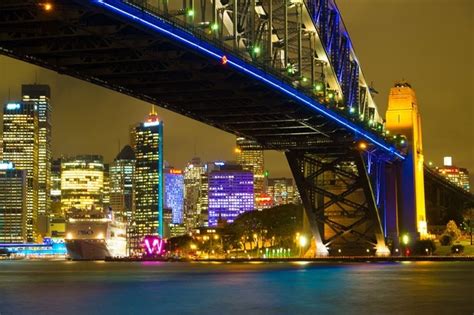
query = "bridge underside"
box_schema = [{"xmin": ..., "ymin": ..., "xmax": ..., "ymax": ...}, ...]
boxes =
[
  {"xmin": 0, "ymin": 0, "xmax": 359, "ymax": 151},
  {"xmin": 0, "ymin": 0, "xmax": 397, "ymax": 254}
]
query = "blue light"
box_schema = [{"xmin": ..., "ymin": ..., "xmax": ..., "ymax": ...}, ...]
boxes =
[
  {"xmin": 143, "ymin": 121, "xmax": 160, "ymax": 127},
  {"xmin": 0, "ymin": 161, "xmax": 14, "ymax": 170},
  {"xmin": 6, "ymin": 103, "xmax": 21, "ymax": 110},
  {"xmin": 94, "ymin": 0, "xmax": 404, "ymax": 160}
]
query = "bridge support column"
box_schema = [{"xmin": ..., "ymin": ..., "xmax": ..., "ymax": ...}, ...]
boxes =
[
  {"xmin": 286, "ymin": 150, "xmax": 388, "ymax": 256},
  {"xmin": 383, "ymin": 163, "xmax": 400, "ymax": 252}
]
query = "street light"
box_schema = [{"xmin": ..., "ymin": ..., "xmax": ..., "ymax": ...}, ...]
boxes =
[
  {"xmin": 299, "ymin": 235, "xmax": 307, "ymax": 247},
  {"xmin": 402, "ymin": 234, "xmax": 409, "ymax": 245}
]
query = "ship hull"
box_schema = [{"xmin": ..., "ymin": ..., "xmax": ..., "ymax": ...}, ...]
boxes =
[{"xmin": 66, "ymin": 240, "xmax": 111, "ymax": 260}]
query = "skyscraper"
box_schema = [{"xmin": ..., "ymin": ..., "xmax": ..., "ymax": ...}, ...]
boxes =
[
  {"xmin": 164, "ymin": 167, "xmax": 184, "ymax": 224},
  {"xmin": 208, "ymin": 164, "xmax": 254, "ymax": 227},
  {"xmin": 60, "ymin": 155, "xmax": 104, "ymax": 213},
  {"xmin": 110, "ymin": 145, "xmax": 136, "ymax": 222},
  {"xmin": 50, "ymin": 158, "xmax": 62, "ymax": 216},
  {"xmin": 2, "ymin": 101, "xmax": 38, "ymax": 242},
  {"xmin": 132, "ymin": 109, "xmax": 164, "ymax": 245},
  {"xmin": 183, "ymin": 157, "xmax": 206, "ymax": 229},
  {"xmin": 266, "ymin": 178, "xmax": 295, "ymax": 206},
  {"xmin": 236, "ymin": 137, "xmax": 265, "ymax": 206},
  {"xmin": 0, "ymin": 162, "xmax": 27, "ymax": 243},
  {"xmin": 22, "ymin": 85, "xmax": 51, "ymax": 217}
]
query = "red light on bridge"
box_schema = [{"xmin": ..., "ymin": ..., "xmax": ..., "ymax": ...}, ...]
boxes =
[{"xmin": 221, "ymin": 55, "xmax": 228, "ymax": 65}]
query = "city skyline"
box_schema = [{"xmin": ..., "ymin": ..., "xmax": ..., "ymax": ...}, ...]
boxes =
[{"xmin": 0, "ymin": 0, "xmax": 472, "ymax": 186}]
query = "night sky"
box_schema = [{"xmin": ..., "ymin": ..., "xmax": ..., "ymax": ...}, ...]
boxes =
[{"xmin": 0, "ymin": 0, "xmax": 472, "ymax": 183}]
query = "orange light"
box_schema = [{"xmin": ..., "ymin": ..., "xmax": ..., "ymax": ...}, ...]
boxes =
[
  {"xmin": 358, "ymin": 142, "xmax": 367, "ymax": 150},
  {"xmin": 169, "ymin": 169, "xmax": 182, "ymax": 174},
  {"xmin": 43, "ymin": 3, "xmax": 53, "ymax": 11},
  {"xmin": 221, "ymin": 55, "xmax": 228, "ymax": 65},
  {"xmin": 234, "ymin": 147, "xmax": 241, "ymax": 154}
]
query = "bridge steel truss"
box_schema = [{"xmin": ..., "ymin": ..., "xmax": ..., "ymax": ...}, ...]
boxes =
[
  {"xmin": 0, "ymin": 0, "xmax": 407, "ymax": 255},
  {"xmin": 286, "ymin": 147, "xmax": 390, "ymax": 256}
]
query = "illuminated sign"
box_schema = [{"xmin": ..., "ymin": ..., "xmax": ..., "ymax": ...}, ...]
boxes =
[
  {"xmin": 143, "ymin": 236, "xmax": 165, "ymax": 256},
  {"xmin": 214, "ymin": 161, "xmax": 225, "ymax": 166},
  {"xmin": 6, "ymin": 103, "xmax": 21, "ymax": 110},
  {"xmin": 143, "ymin": 121, "xmax": 160, "ymax": 127},
  {"xmin": 0, "ymin": 162, "xmax": 14, "ymax": 170},
  {"xmin": 169, "ymin": 169, "xmax": 182, "ymax": 175}
]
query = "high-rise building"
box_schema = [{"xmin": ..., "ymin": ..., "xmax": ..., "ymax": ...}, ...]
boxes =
[
  {"xmin": 437, "ymin": 157, "xmax": 470, "ymax": 192},
  {"xmin": 164, "ymin": 167, "xmax": 184, "ymax": 224},
  {"xmin": 183, "ymin": 157, "xmax": 206, "ymax": 229},
  {"xmin": 60, "ymin": 155, "xmax": 104, "ymax": 213},
  {"xmin": 208, "ymin": 164, "xmax": 254, "ymax": 226},
  {"xmin": 109, "ymin": 145, "xmax": 135, "ymax": 222},
  {"xmin": 0, "ymin": 162, "xmax": 27, "ymax": 243},
  {"xmin": 22, "ymin": 85, "xmax": 51, "ymax": 217},
  {"xmin": 266, "ymin": 178, "xmax": 295, "ymax": 206},
  {"xmin": 50, "ymin": 158, "xmax": 62, "ymax": 216},
  {"xmin": 132, "ymin": 109, "xmax": 164, "ymax": 246},
  {"xmin": 2, "ymin": 101, "xmax": 39, "ymax": 242},
  {"xmin": 198, "ymin": 172, "xmax": 209, "ymax": 227},
  {"xmin": 102, "ymin": 163, "xmax": 110, "ymax": 209},
  {"xmin": 235, "ymin": 137, "xmax": 265, "ymax": 206}
]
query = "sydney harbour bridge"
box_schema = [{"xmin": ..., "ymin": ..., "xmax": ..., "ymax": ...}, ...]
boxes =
[{"xmin": 0, "ymin": 0, "xmax": 472, "ymax": 255}]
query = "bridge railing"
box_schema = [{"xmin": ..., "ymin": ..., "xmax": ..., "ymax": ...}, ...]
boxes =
[{"xmin": 116, "ymin": 0, "xmax": 402, "ymax": 152}]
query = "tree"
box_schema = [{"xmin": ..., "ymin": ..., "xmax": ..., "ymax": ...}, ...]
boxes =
[{"xmin": 444, "ymin": 220, "xmax": 462, "ymax": 241}]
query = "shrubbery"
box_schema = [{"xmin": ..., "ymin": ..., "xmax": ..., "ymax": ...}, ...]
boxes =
[
  {"xmin": 439, "ymin": 234, "xmax": 453, "ymax": 246},
  {"xmin": 413, "ymin": 239, "xmax": 436, "ymax": 255},
  {"xmin": 451, "ymin": 244, "xmax": 464, "ymax": 254}
]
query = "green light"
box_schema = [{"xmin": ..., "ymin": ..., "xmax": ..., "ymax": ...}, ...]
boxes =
[
  {"xmin": 264, "ymin": 170, "xmax": 269, "ymax": 177},
  {"xmin": 211, "ymin": 23, "xmax": 218, "ymax": 31},
  {"xmin": 402, "ymin": 234, "xmax": 409, "ymax": 245},
  {"xmin": 187, "ymin": 9, "xmax": 194, "ymax": 17},
  {"xmin": 349, "ymin": 107, "xmax": 356, "ymax": 114},
  {"xmin": 314, "ymin": 83, "xmax": 323, "ymax": 91},
  {"xmin": 328, "ymin": 92, "xmax": 334, "ymax": 99},
  {"xmin": 400, "ymin": 139, "xmax": 406, "ymax": 145},
  {"xmin": 368, "ymin": 119, "xmax": 374, "ymax": 125},
  {"xmin": 253, "ymin": 46, "xmax": 261, "ymax": 54},
  {"xmin": 302, "ymin": 77, "xmax": 308, "ymax": 82}
]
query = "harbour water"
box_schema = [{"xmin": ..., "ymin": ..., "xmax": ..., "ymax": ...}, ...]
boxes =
[{"xmin": 0, "ymin": 261, "xmax": 472, "ymax": 314}]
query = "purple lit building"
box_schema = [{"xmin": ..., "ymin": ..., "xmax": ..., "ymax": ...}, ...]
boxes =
[{"xmin": 208, "ymin": 169, "xmax": 254, "ymax": 227}]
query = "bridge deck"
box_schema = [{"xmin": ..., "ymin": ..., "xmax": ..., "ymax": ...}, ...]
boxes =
[{"xmin": 0, "ymin": 0, "xmax": 401, "ymax": 159}]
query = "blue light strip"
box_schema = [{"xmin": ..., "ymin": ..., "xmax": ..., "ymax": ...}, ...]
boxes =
[{"xmin": 95, "ymin": 0, "xmax": 404, "ymax": 160}]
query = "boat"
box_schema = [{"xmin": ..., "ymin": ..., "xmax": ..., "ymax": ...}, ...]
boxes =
[{"xmin": 65, "ymin": 209, "xmax": 127, "ymax": 260}]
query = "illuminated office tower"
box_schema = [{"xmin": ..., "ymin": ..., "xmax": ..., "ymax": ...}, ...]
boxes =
[
  {"xmin": 198, "ymin": 172, "xmax": 209, "ymax": 227},
  {"xmin": 50, "ymin": 158, "xmax": 62, "ymax": 216},
  {"xmin": 22, "ymin": 85, "xmax": 51, "ymax": 217},
  {"xmin": 266, "ymin": 178, "xmax": 295, "ymax": 206},
  {"xmin": 102, "ymin": 163, "xmax": 110, "ymax": 209},
  {"xmin": 208, "ymin": 165, "xmax": 254, "ymax": 227},
  {"xmin": 0, "ymin": 162, "xmax": 27, "ymax": 243},
  {"xmin": 437, "ymin": 157, "xmax": 470, "ymax": 192},
  {"xmin": 110, "ymin": 145, "xmax": 135, "ymax": 222},
  {"xmin": 164, "ymin": 167, "xmax": 184, "ymax": 224},
  {"xmin": 183, "ymin": 157, "xmax": 206, "ymax": 229},
  {"xmin": 2, "ymin": 101, "xmax": 38, "ymax": 242},
  {"xmin": 132, "ymin": 109, "xmax": 164, "ymax": 244},
  {"xmin": 60, "ymin": 155, "xmax": 104, "ymax": 213},
  {"xmin": 236, "ymin": 137, "xmax": 265, "ymax": 205}
]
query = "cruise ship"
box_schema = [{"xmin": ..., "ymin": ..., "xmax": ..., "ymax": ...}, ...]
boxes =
[{"xmin": 65, "ymin": 210, "xmax": 127, "ymax": 260}]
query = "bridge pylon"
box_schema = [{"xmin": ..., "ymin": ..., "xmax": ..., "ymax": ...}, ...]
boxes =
[{"xmin": 385, "ymin": 82, "xmax": 428, "ymax": 242}]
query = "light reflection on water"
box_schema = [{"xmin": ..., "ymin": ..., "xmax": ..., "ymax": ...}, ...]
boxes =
[{"xmin": 0, "ymin": 261, "xmax": 472, "ymax": 315}]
